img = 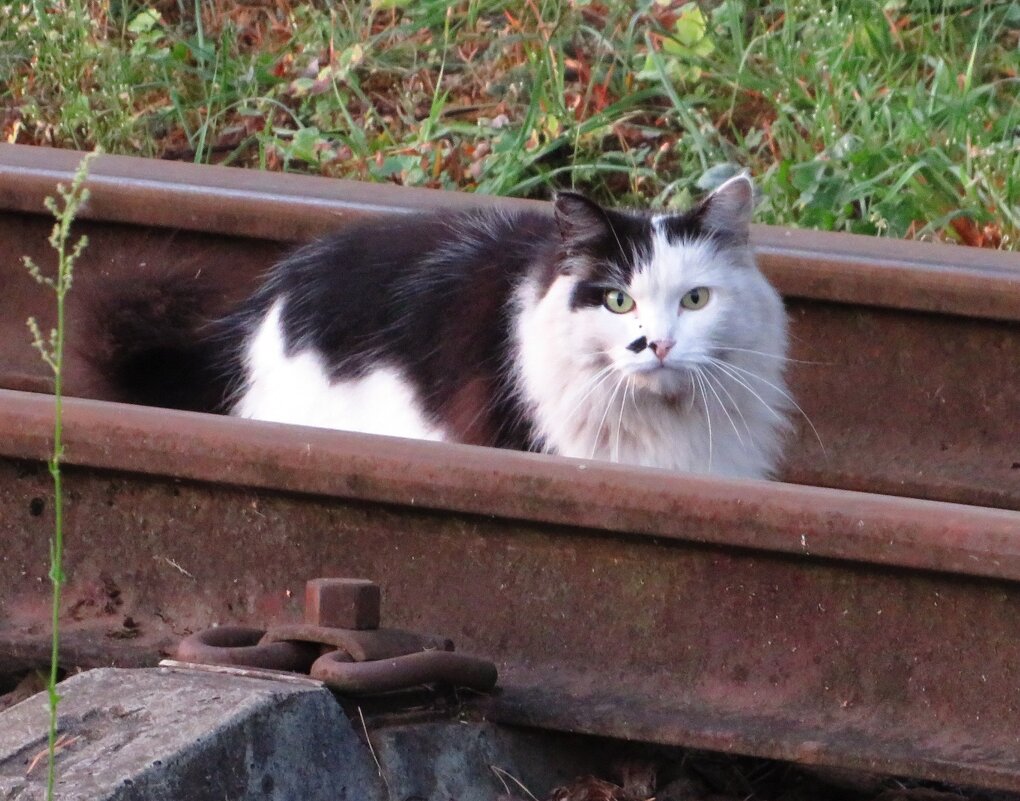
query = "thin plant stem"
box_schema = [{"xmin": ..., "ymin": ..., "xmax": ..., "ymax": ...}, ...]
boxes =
[{"xmin": 22, "ymin": 150, "xmax": 97, "ymax": 801}]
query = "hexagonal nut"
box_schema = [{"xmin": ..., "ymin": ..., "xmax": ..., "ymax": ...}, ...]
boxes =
[{"xmin": 305, "ymin": 578, "xmax": 381, "ymax": 630}]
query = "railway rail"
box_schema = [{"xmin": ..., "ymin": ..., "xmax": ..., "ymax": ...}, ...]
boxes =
[{"xmin": 1, "ymin": 144, "xmax": 1019, "ymax": 792}]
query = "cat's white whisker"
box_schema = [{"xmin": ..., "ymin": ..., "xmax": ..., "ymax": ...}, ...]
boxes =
[
  {"xmin": 560, "ymin": 364, "xmax": 618, "ymax": 429},
  {"xmin": 590, "ymin": 373, "xmax": 628, "ymax": 461},
  {"xmin": 627, "ymin": 377, "xmax": 639, "ymax": 425},
  {"xmin": 692, "ymin": 368, "xmax": 713, "ymax": 472},
  {"xmin": 710, "ymin": 357, "xmax": 825, "ymax": 456},
  {"xmin": 706, "ymin": 358, "xmax": 786, "ymax": 423},
  {"xmin": 703, "ymin": 363, "xmax": 754, "ymax": 444},
  {"xmin": 699, "ymin": 366, "xmax": 745, "ymax": 448},
  {"xmin": 612, "ymin": 376, "xmax": 631, "ymax": 463},
  {"xmin": 720, "ymin": 346, "xmax": 824, "ymax": 365}
]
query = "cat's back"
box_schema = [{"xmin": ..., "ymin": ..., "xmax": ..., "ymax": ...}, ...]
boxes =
[
  {"xmin": 244, "ymin": 207, "xmax": 554, "ymax": 340},
  {"xmin": 230, "ymin": 207, "xmax": 555, "ymax": 444}
]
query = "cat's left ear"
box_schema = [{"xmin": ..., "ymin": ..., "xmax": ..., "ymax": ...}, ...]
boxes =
[{"xmin": 698, "ymin": 173, "xmax": 755, "ymax": 245}]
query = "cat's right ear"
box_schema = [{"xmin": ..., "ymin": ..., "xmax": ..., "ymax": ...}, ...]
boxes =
[{"xmin": 554, "ymin": 192, "xmax": 611, "ymax": 250}]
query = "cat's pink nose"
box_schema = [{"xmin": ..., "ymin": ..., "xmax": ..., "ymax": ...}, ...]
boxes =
[{"xmin": 650, "ymin": 339, "xmax": 675, "ymax": 361}]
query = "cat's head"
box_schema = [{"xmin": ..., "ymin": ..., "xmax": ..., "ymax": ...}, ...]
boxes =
[{"xmin": 547, "ymin": 175, "xmax": 785, "ymax": 399}]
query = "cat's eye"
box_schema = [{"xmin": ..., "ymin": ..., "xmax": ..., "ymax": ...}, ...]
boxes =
[
  {"xmin": 603, "ymin": 289, "xmax": 635, "ymax": 314},
  {"xmin": 680, "ymin": 287, "xmax": 711, "ymax": 310}
]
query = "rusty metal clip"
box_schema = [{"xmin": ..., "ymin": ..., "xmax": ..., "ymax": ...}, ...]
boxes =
[
  {"xmin": 310, "ymin": 649, "xmax": 498, "ymax": 695},
  {"xmin": 173, "ymin": 578, "xmax": 498, "ymax": 697},
  {"xmin": 260, "ymin": 623, "xmax": 453, "ymax": 661},
  {"xmin": 175, "ymin": 625, "xmax": 318, "ymax": 672}
]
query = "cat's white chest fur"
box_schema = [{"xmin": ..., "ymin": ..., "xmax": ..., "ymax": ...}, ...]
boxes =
[{"xmin": 234, "ymin": 301, "xmax": 445, "ymax": 441}]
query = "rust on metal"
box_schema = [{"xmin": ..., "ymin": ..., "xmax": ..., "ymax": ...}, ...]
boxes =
[
  {"xmin": 1, "ymin": 390, "xmax": 1017, "ymax": 581},
  {"xmin": 2, "ymin": 145, "xmax": 1020, "ymax": 790},
  {"xmin": 1, "ymin": 143, "xmax": 1018, "ymax": 320},
  {"xmin": 2, "ymin": 390, "xmax": 1020, "ymax": 790},
  {"xmin": 310, "ymin": 649, "xmax": 499, "ymax": 696},
  {"xmin": 174, "ymin": 578, "xmax": 489, "ymax": 696},
  {"xmin": 175, "ymin": 626, "xmax": 318, "ymax": 672},
  {"xmin": 260, "ymin": 625, "xmax": 453, "ymax": 662},
  {"xmin": 305, "ymin": 578, "xmax": 380, "ymax": 630},
  {"xmin": 1, "ymin": 145, "xmax": 1017, "ymax": 512}
]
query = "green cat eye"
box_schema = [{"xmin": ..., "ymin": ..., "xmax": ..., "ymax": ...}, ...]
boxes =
[
  {"xmin": 603, "ymin": 289, "xmax": 635, "ymax": 314},
  {"xmin": 680, "ymin": 287, "xmax": 711, "ymax": 310}
]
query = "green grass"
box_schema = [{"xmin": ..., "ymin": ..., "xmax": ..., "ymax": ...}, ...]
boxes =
[{"xmin": 2, "ymin": 0, "xmax": 1018, "ymax": 247}]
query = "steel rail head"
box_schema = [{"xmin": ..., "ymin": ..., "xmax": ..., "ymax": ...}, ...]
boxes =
[
  {"xmin": 2, "ymin": 389, "xmax": 1018, "ymax": 582},
  {"xmin": 2, "ymin": 143, "xmax": 1018, "ymax": 320},
  {"xmin": 0, "ymin": 142, "xmax": 539, "ymax": 244},
  {"xmin": 310, "ymin": 649, "xmax": 499, "ymax": 696}
]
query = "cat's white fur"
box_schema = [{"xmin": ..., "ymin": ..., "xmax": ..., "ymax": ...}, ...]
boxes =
[
  {"xmin": 236, "ymin": 301, "xmax": 444, "ymax": 440},
  {"xmin": 514, "ymin": 222, "xmax": 790, "ymax": 479},
  {"xmin": 232, "ymin": 176, "xmax": 791, "ymax": 479}
]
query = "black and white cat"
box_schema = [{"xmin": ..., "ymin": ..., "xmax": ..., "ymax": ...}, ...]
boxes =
[{"xmin": 96, "ymin": 174, "xmax": 792, "ymax": 479}]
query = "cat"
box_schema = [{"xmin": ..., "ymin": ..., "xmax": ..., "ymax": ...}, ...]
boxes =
[{"xmin": 92, "ymin": 174, "xmax": 792, "ymax": 479}]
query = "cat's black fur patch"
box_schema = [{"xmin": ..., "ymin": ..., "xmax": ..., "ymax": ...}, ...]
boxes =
[
  {"xmin": 626, "ymin": 336, "xmax": 648, "ymax": 353},
  {"xmin": 196, "ymin": 210, "xmax": 564, "ymax": 448},
  {"xmin": 554, "ymin": 192, "xmax": 656, "ymax": 287},
  {"xmin": 568, "ymin": 281, "xmax": 607, "ymax": 310}
]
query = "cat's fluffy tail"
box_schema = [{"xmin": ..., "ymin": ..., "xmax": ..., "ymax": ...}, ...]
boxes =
[{"xmin": 79, "ymin": 274, "xmax": 242, "ymax": 413}]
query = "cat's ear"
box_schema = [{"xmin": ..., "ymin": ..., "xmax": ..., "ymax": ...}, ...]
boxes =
[
  {"xmin": 697, "ymin": 173, "xmax": 754, "ymax": 244},
  {"xmin": 554, "ymin": 191, "xmax": 611, "ymax": 248}
]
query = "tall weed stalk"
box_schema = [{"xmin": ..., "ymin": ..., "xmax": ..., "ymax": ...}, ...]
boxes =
[{"xmin": 22, "ymin": 151, "xmax": 97, "ymax": 801}]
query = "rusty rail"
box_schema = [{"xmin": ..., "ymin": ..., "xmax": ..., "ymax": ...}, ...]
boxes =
[
  {"xmin": 1, "ymin": 144, "xmax": 1018, "ymax": 511},
  {"xmin": 2, "ymin": 389, "xmax": 1020, "ymax": 789},
  {"xmin": 2, "ymin": 144, "xmax": 1018, "ymax": 319},
  {"xmin": 2, "ymin": 145, "xmax": 1020, "ymax": 791}
]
